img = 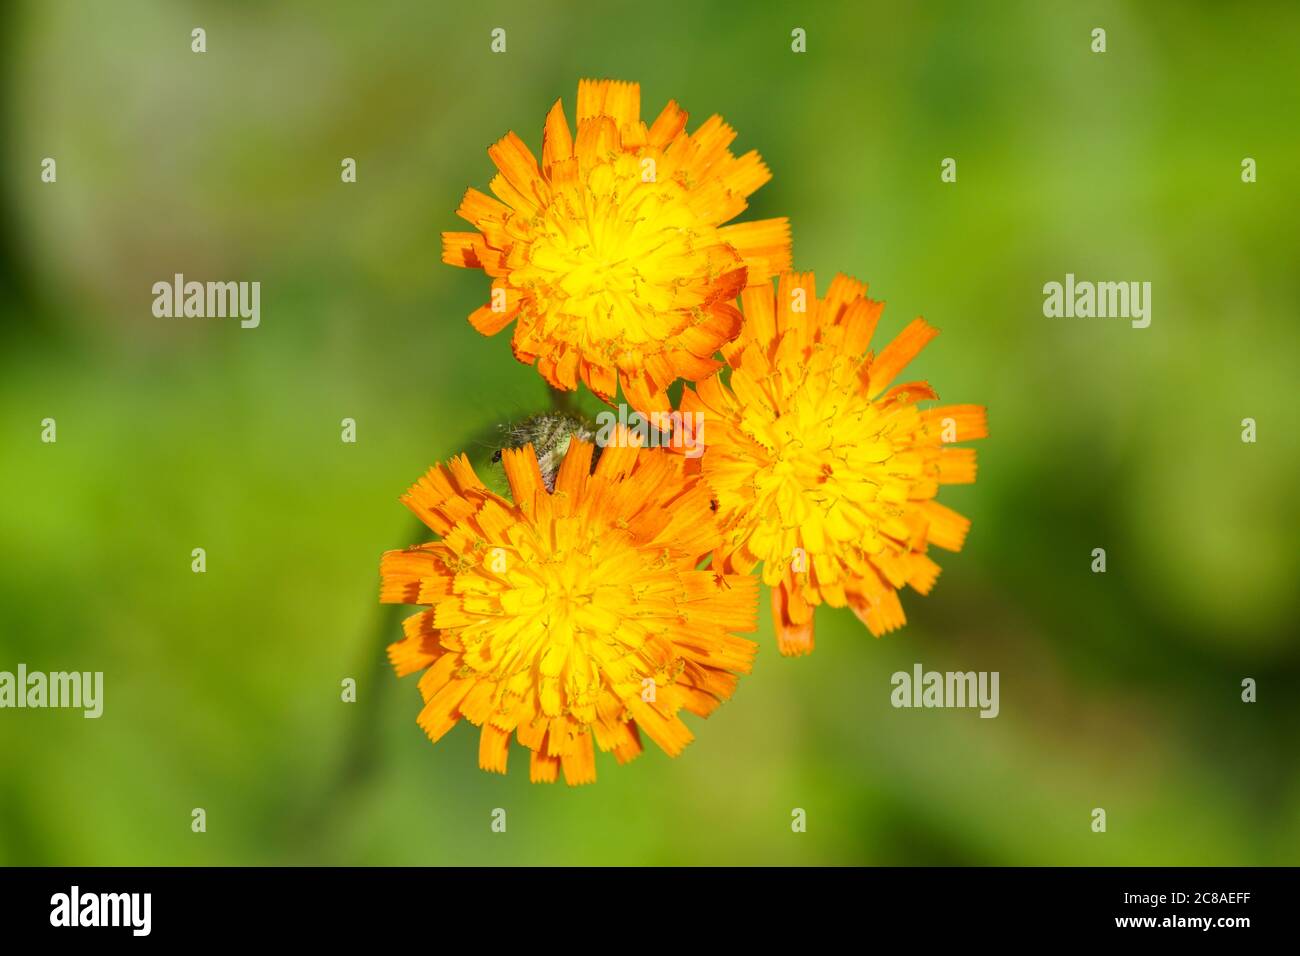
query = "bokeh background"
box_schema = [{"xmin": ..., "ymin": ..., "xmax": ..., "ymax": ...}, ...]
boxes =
[{"xmin": 2, "ymin": 0, "xmax": 1297, "ymax": 866}]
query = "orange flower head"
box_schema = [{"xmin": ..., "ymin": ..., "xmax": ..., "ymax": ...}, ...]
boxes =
[
  {"xmin": 443, "ymin": 79, "xmax": 792, "ymax": 416},
  {"xmin": 380, "ymin": 437, "xmax": 758, "ymax": 785},
  {"xmin": 682, "ymin": 272, "xmax": 987, "ymax": 656}
]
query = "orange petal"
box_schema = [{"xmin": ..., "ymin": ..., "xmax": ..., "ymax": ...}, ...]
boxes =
[
  {"xmin": 478, "ymin": 724, "xmax": 510, "ymax": 775},
  {"xmin": 717, "ymin": 218, "xmax": 792, "ymax": 284},
  {"xmin": 529, "ymin": 750, "xmax": 560, "ymax": 784},
  {"xmin": 441, "ymin": 231, "xmax": 488, "ymax": 269},
  {"xmin": 456, "ymin": 187, "xmax": 510, "ymax": 226},
  {"xmin": 920, "ymin": 404, "xmax": 988, "ymax": 443},
  {"xmin": 923, "ymin": 500, "xmax": 971, "ymax": 551},
  {"xmin": 501, "ymin": 445, "xmax": 546, "ymax": 510},
  {"xmin": 541, "ymin": 98, "xmax": 573, "ymax": 170},
  {"xmin": 850, "ymin": 587, "xmax": 906, "ymax": 636},
  {"xmin": 938, "ymin": 447, "xmax": 978, "ymax": 484},
  {"xmin": 868, "ymin": 318, "xmax": 940, "ymax": 398},
  {"xmin": 487, "ymin": 132, "xmax": 545, "ymax": 212},
  {"xmin": 772, "ymin": 582, "xmax": 815, "ymax": 657},
  {"xmin": 576, "ymin": 78, "xmax": 640, "ymax": 127},
  {"xmin": 560, "ymin": 732, "xmax": 597, "ymax": 786}
]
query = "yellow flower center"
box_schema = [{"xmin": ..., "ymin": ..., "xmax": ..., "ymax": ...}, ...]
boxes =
[
  {"xmin": 723, "ymin": 353, "xmax": 908, "ymax": 567},
  {"xmin": 518, "ymin": 155, "xmax": 721, "ymax": 349},
  {"xmin": 468, "ymin": 516, "xmax": 657, "ymax": 720}
]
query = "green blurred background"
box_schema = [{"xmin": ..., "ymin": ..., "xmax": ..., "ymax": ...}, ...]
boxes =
[{"xmin": 2, "ymin": 0, "xmax": 1297, "ymax": 866}]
